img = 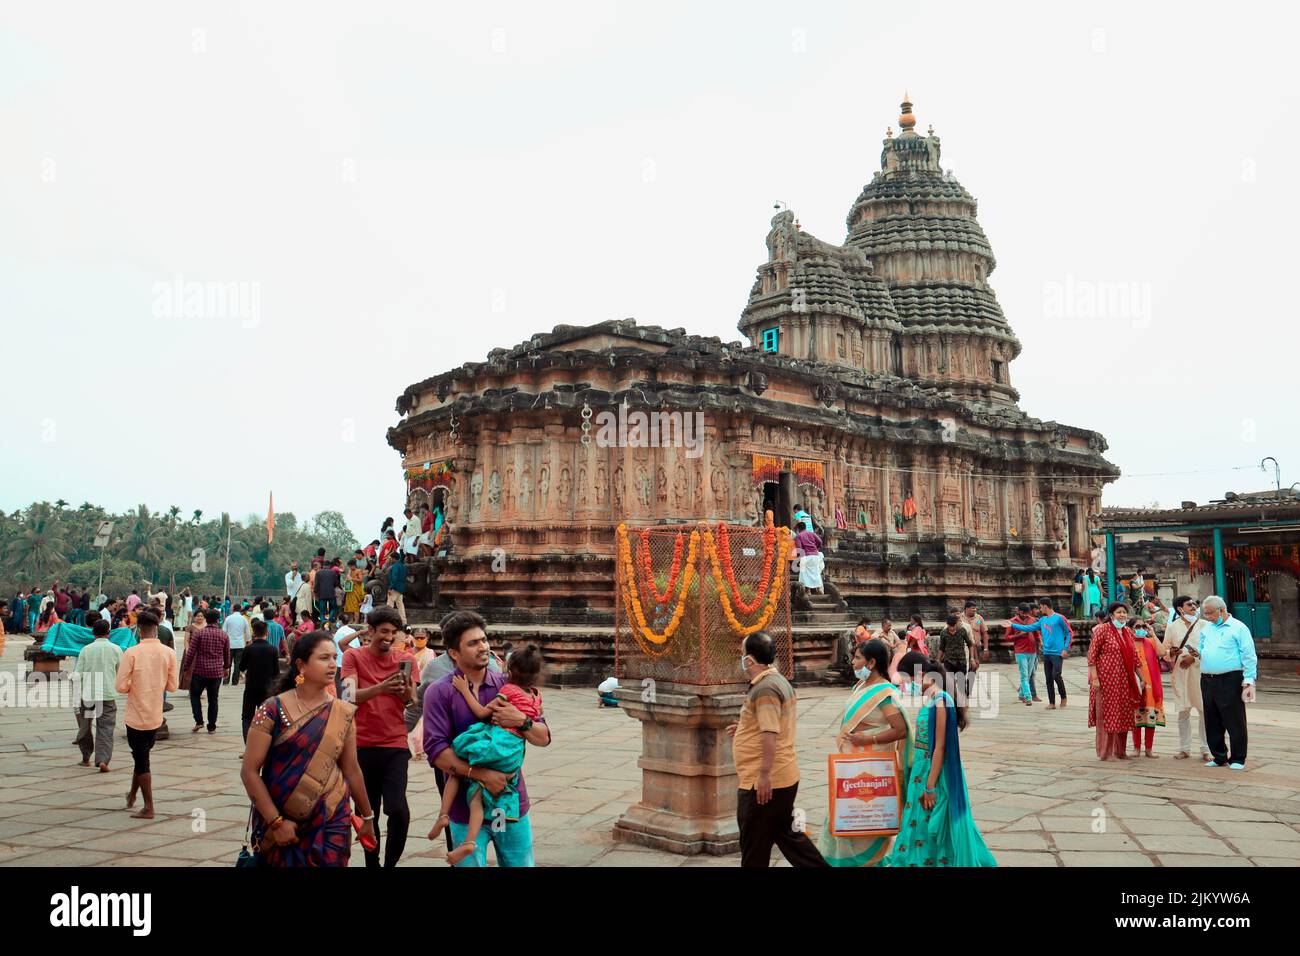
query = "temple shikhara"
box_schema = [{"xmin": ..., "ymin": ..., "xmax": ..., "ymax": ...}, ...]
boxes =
[{"xmin": 388, "ymin": 97, "xmax": 1119, "ymax": 629}]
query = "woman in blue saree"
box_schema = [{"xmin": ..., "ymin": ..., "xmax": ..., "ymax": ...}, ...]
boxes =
[
  {"xmin": 887, "ymin": 660, "xmax": 996, "ymax": 867},
  {"xmin": 241, "ymin": 632, "xmax": 374, "ymax": 866},
  {"xmin": 818, "ymin": 639, "xmax": 916, "ymax": 866}
]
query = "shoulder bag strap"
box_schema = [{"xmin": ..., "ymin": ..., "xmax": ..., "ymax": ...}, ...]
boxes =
[{"xmin": 280, "ymin": 701, "xmax": 355, "ymax": 822}]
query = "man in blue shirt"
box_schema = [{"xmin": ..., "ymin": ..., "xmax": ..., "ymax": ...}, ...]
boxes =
[
  {"xmin": 1009, "ymin": 598, "xmax": 1074, "ymax": 708},
  {"xmin": 1197, "ymin": 595, "xmax": 1257, "ymax": 769}
]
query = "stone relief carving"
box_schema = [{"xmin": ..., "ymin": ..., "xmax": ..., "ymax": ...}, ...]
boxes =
[
  {"xmin": 487, "ymin": 470, "xmax": 501, "ymax": 508},
  {"xmin": 470, "ymin": 471, "xmax": 483, "ymax": 516},
  {"xmin": 1033, "ymin": 501, "xmax": 1045, "ymax": 538},
  {"xmin": 556, "ymin": 467, "xmax": 570, "ymax": 508},
  {"xmin": 613, "ymin": 465, "xmax": 625, "ymax": 511},
  {"xmin": 519, "ymin": 468, "xmax": 532, "ymax": 512},
  {"xmin": 635, "ymin": 466, "xmax": 651, "ymax": 509}
]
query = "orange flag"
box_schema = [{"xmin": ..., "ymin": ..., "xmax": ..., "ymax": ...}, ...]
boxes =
[{"xmin": 267, "ymin": 492, "xmax": 275, "ymax": 545}]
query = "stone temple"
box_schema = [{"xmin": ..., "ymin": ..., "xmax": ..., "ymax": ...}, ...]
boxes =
[{"xmin": 388, "ymin": 97, "xmax": 1119, "ymax": 633}]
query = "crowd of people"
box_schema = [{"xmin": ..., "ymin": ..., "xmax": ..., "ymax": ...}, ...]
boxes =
[{"xmin": 2, "ymin": 511, "xmax": 1264, "ymax": 868}]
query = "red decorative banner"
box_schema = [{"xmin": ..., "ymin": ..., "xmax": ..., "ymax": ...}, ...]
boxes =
[{"xmin": 750, "ymin": 455, "xmax": 826, "ymax": 494}]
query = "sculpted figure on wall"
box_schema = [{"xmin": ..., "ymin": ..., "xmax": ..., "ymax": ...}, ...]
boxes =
[
  {"xmin": 470, "ymin": 471, "xmax": 483, "ymax": 517},
  {"xmin": 613, "ymin": 465, "xmax": 624, "ymax": 511},
  {"xmin": 519, "ymin": 468, "xmax": 533, "ymax": 512},
  {"xmin": 487, "ymin": 470, "xmax": 501, "ymax": 508},
  {"xmin": 556, "ymin": 467, "xmax": 570, "ymax": 509},
  {"xmin": 673, "ymin": 463, "xmax": 687, "ymax": 506},
  {"xmin": 635, "ymin": 465, "xmax": 651, "ymax": 509}
]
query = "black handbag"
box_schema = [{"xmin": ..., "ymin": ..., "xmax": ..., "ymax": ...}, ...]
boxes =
[{"xmin": 236, "ymin": 806, "xmax": 263, "ymax": 867}]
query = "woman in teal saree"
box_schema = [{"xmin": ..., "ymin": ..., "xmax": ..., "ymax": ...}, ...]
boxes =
[
  {"xmin": 887, "ymin": 660, "xmax": 996, "ymax": 867},
  {"xmin": 817, "ymin": 639, "xmax": 915, "ymax": 867}
]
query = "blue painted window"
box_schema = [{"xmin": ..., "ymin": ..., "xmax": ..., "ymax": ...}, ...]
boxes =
[{"xmin": 761, "ymin": 327, "xmax": 780, "ymax": 353}]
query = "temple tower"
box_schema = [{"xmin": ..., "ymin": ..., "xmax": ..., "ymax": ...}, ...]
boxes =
[{"xmin": 844, "ymin": 95, "xmax": 1021, "ymax": 402}]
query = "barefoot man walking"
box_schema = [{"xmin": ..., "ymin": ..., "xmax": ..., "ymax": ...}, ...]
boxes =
[{"xmin": 115, "ymin": 608, "xmax": 179, "ymax": 819}]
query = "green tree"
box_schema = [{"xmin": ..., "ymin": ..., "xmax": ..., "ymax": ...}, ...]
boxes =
[
  {"xmin": 310, "ymin": 511, "xmax": 358, "ymax": 555},
  {"xmin": 114, "ymin": 504, "xmax": 167, "ymax": 584},
  {"xmin": 5, "ymin": 504, "xmax": 70, "ymax": 583}
]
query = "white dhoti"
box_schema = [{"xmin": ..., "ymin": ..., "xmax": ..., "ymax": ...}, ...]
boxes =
[{"xmin": 799, "ymin": 552, "xmax": 825, "ymax": 590}]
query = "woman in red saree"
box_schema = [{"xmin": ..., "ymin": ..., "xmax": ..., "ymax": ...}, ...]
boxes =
[
  {"xmin": 1130, "ymin": 619, "xmax": 1166, "ymax": 756},
  {"xmin": 1087, "ymin": 603, "xmax": 1143, "ymax": 760},
  {"xmin": 240, "ymin": 632, "xmax": 374, "ymax": 866}
]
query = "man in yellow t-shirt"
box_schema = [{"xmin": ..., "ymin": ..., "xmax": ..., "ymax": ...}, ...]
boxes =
[{"xmin": 726, "ymin": 631, "xmax": 827, "ymax": 868}]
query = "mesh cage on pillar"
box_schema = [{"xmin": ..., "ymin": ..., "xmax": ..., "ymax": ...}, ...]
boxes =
[{"xmin": 614, "ymin": 521, "xmax": 794, "ymax": 685}]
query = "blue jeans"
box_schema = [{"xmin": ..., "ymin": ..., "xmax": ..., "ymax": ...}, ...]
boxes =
[
  {"xmin": 448, "ymin": 813, "xmax": 535, "ymax": 867},
  {"xmin": 1016, "ymin": 652, "xmax": 1039, "ymax": 700}
]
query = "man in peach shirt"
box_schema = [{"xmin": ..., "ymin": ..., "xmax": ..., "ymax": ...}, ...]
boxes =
[{"xmin": 115, "ymin": 608, "xmax": 179, "ymax": 819}]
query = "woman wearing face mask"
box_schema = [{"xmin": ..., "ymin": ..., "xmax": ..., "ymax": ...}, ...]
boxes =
[
  {"xmin": 886, "ymin": 661, "xmax": 996, "ymax": 868},
  {"xmin": 816, "ymin": 639, "xmax": 915, "ymax": 867},
  {"xmin": 1130, "ymin": 617, "xmax": 1166, "ymax": 756},
  {"xmin": 1087, "ymin": 602, "xmax": 1143, "ymax": 760}
]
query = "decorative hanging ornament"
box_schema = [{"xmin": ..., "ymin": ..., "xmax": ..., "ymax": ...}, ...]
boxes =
[{"xmin": 581, "ymin": 403, "xmax": 593, "ymax": 447}]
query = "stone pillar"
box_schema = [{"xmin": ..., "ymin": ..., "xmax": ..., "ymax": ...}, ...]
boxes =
[{"xmin": 611, "ymin": 679, "xmax": 748, "ymax": 855}]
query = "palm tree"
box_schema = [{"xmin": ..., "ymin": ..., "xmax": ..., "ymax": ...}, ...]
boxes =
[
  {"xmin": 167, "ymin": 505, "xmax": 181, "ymax": 527},
  {"xmin": 192, "ymin": 509, "xmax": 203, "ymax": 525},
  {"xmin": 54, "ymin": 498, "xmax": 69, "ymax": 511},
  {"xmin": 5, "ymin": 504, "xmax": 70, "ymax": 582},
  {"xmin": 115, "ymin": 504, "xmax": 168, "ymax": 583}
]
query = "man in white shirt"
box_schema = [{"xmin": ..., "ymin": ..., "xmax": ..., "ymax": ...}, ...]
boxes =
[
  {"xmin": 285, "ymin": 563, "xmax": 303, "ymax": 599},
  {"xmin": 223, "ymin": 608, "xmax": 250, "ymax": 687}
]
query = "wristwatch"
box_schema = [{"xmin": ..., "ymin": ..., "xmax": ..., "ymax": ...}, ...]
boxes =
[{"xmin": 518, "ymin": 717, "xmax": 534, "ymax": 733}]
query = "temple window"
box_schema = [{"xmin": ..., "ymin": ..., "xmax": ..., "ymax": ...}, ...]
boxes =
[
  {"xmin": 762, "ymin": 327, "xmax": 780, "ymax": 353},
  {"xmin": 991, "ymin": 359, "xmax": 1004, "ymax": 383},
  {"xmin": 837, "ymin": 333, "xmax": 846, "ymax": 358}
]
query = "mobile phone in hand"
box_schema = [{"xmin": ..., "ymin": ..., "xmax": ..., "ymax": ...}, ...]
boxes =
[
  {"xmin": 399, "ymin": 660, "xmax": 413, "ymax": 682},
  {"xmin": 351, "ymin": 814, "xmax": 377, "ymax": 851}
]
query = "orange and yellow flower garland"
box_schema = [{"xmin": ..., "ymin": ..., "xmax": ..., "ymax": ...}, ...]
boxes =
[
  {"xmin": 713, "ymin": 520, "xmax": 776, "ymax": 615},
  {"xmin": 617, "ymin": 524, "xmax": 699, "ymax": 646},
  {"xmin": 702, "ymin": 524, "xmax": 792, "ymax": 637},
  {"xmin": 639, "ymin": 528, "xmax": 685, "ymax": 605}
]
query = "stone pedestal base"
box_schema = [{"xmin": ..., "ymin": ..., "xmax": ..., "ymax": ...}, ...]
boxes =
[{"xmin": 611, "ymin": 679, "xmax": 747, "ymax": 855}]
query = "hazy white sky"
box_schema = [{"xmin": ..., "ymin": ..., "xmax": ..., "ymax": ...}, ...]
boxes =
[{"xmin": 3, "ymin": 0, "xmax": 1297, "ymax": 543}]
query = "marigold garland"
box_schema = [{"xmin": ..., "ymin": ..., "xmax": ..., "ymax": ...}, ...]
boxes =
[
  {"xmin": 713, "ymin": 521, "xmax": 776, "ymax": 615},
  {"xmin": 617, "ymin": 524, "xmax": 699, "ymax": 646},
  {"xmin": 639, "ymin": 529, "xmax": 685, "ymax": 605},
  {"xmin": 702, "ymin": 524, "xmax": 792, "ymax": 637}
]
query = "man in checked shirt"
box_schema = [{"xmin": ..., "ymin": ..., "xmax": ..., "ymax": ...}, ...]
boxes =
[{"xmin": 181, "ymin": 609, "xmax": 231, "ymax": 734}]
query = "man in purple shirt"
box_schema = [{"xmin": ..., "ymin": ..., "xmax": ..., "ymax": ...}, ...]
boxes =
[{"xmin": 422, "ymin": 610, "xmax": 551, "ymax": 867}]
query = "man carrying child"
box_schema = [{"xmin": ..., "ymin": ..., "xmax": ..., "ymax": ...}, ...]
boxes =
[{"xmin": 421, "ymin": 610, "xmax": 551, "ymax": 867}]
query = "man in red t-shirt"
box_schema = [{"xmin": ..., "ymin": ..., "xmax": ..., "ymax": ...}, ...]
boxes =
[{"xmin": 341, "ymin": 605, "xmax": 417, "ymax": 868}]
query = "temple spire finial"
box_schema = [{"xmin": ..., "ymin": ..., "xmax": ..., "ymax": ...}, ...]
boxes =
[{"xmin": 899, "ymin": 93, "xmax": 916, "ymax": 133}]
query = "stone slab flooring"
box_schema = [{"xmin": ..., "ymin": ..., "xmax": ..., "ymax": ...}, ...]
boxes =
[{"xmin": 2, "ymin": 635, "xmax": 1298, "ymax": 867}]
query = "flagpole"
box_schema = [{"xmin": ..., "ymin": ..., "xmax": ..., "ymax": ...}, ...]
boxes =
[{"xmin": 222, "ymin": 523, "xmax": 232, "ymax": 600}]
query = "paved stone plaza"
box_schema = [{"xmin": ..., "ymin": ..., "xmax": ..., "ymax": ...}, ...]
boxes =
[{"xmin": 2, "ymin": 635, "xmax": 1299, "ymax": 867}]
